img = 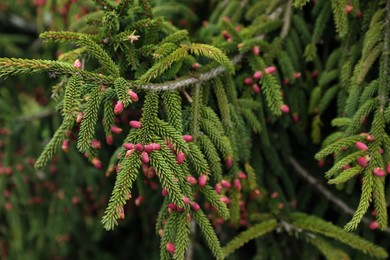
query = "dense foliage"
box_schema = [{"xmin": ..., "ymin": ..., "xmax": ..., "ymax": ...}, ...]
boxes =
[{"xmin": 0, "ymin": 0, "xmax": 389, "ymax": 259}]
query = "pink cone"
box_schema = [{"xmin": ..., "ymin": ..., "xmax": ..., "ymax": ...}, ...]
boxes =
[
  {"xmin": 253, "ymin": 71, "xmax": 263, "ymax": 79},
  {"xmin": 280, "ymin": 104, "xmax": 290, "ymax": 113},
  {"xmin": 182, "ymin": 135, "xmax": 193, "ymax": 142},
  {"xmin": 166, "ymin": 242, "xmax": 175, "ymax": 254},
  {"xmin": 114, "ymin": 101, "xmax": 124, "ymax": 115},
  {"xmin": 187, "ymin": 176, "xmax": 197, "ymax": 185},
  {"xmin": 373, "ymin": 167, "xmax": 385, "ymax": 177},
  {"xmin": 128, "ymin": 90, "xmax": 139, "ymax": 102},
  {"xmin": 176, "ymin": 152, "xmax": 185, "ymax": 164},
  {"xmin": 123, "ymin": 143, "xmax": 135, "ymax": 150},
  {"xmin": 129, "ymin": 120, "xmax": 141, "ymax": 129},
  {"xmin": 141, "ymin": 152, "xmax": 150, "ymax": 163},
  {"xmin": 355, "ymin": 141, "xmax": 368, "ymax": 151},
  {"xmin": 265, "ymin": 66, "xmax": 276, "ymax": 74},
  {"xmin": 198, "ymin": 174, "xmax": 207, "ymax": 187}
]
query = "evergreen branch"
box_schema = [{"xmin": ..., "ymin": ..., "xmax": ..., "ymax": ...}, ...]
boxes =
[
  {"xmin": 200, "ymin": 185, "xmax": 230, "ymax": 220},
  {"xmin": 154, "ymin": 119, "xmax": 189, "ymax": 154},
  {"xmin": 324, "ymin": 151, "xmax": 365, "ymax": 178},
  {"xmin": 306, "ymin": 236, "xmax": 350, "ymax": 260},
  {"xmin": 114, "ymin": 77, "xmax": 132, "ymax": 107},
  {"xmin": 62, "ymin": 74, "xmax": 83, "ymax": 116},
  {"xmin": 77, "ymin": 35, "xmax": 120, "ymax": 77},
  {"xmin": 190, "ymin": 84, "xmax": 202, "ymax": 140},
  {"xmin": 293, "ymin": 0, "xmax": 310, "ymax": 9},
  {"xmin": 314, "ymin": 135, "xmax": 364, "ymax": 160},
  {"xmin": 188, "ymin": 43, "xmax": 234, "ymax": 74},
  {"xmin": 161, "ymin": 212, "xmax": 179, "ymax": 260},
  {"xmin": 40, "ymin": 31, "xmax": 95, "ymax": 42},
  {"xmin": 0, "ymin": 58, "xmax": 114, "ymax": 83},
  {"xmin": 150, "ymin": 150, "xmax": 185, "ymax": 208},
  {"xmin": 162, "ymin": 91, "xmax": 183, "ymax": 133},
  {"xmin": 35, "ymin": 116, "xmax": 75, "ymax": 169},
  {"xmin": 173, "ymin": 211, "xmax": 191, "ymax": 260},
  {"xmin": 213, "ymin": 78, "xmax": 232, "ymax": 128},
  {"xmin": 139, "ymin": 47, "xmax": 188, "ymax": 83},
  {"xmin": 198, "ymin": 135, "xmax": 223, "ymax": 182},
  {"xmin": 222, "ymin": 219, "xmax": 278, "ymax": 257},
  {"xmin": 193, "ymin": 210, "xmax": 224, "ymax": 260},
  {"xmin": 331, "ymin": 0, "xmax": 348, "ymax": 37},
  {"xmin": 126, "ymin": 54, "xmax": 242, "ymax": 91},
  {"xmin": 186, "ymin": 142, "xmax": 211, "ymax": 176},
  {"xmin": 328, "ymin": 166, "xmax": 363, "ymax": 185},
  {"xmin": 101, "ymin": 153, "xmax": 141, "ymax": 230},
  {"xmin": 77, "ymin": 87, "xmax": 102, "ymax": 153},
  {"xmin": 373, "ymin": 176, "xmax": 388, "ymax": 230},
  {"xmin": 291, "ymin": 213, "xmax": 388, "ymax": 259},
  {"xmin": 379, "ymin": 0, "xmax": 390, "ymax": 107},
  {"xmin": 289, "ymin": 158, "xmax": 390, "ymax": 234}
]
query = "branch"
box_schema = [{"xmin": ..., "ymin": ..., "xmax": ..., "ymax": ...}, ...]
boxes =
[
  {"xmin": 289, "ymin": 157, "xmax": 390, "ymax": 234},
  {"xmin": 280, "ymin": 0, "xmax": 293, "ymax": 39},
  {"xmin": 136, "ymin": 54, "xmax": 243, "ymax": 91}
]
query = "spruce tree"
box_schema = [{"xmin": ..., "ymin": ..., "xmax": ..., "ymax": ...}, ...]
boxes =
[{"xmin": 0, "ymin": 0, "xmax": 389, "ymax": 259}]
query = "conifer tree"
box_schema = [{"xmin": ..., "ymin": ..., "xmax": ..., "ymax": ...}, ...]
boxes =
[{"xmin": 0, "ymin": 0, "xmax": 389, "ymax": 259}]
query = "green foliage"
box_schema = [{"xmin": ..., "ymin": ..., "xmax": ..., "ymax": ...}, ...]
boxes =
[{"xmin": 1, "ymin": 0, "xmax": 389, "ymax": 259}]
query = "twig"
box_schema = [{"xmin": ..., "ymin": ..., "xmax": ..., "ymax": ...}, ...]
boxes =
[
  {"xmin": 280, "ymin": 0, "xmax": 293, "ymax": 39},
  {"xmin": 289, "ymin": 157, "xmax": 390, "ymax": 234},
  {"xmin": 182, "ymin": 89, "xmax": 193, "ymax": 103}
]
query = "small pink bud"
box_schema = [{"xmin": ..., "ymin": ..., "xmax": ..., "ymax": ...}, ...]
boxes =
[
  {"xmin": 271, "ymin": 192, "xmax": 279, "ymax": 198},
  {"xmin": 221, "ymin": 180, "xmax": 231, "ymax": 189},
  {"xmin": 318, "ymin": 159, "xmax": 325, "ymax": 168},
  {"xmin": 372, "ymin": 210, "xmax": 378, "ymax": 216},
  {"xmin": 345, "ymin": 5, "xmax": 353, "ymax": 13},
  {"xmin": 162, "ymin": 188, "xmax": 168, "ymax": 196},
  {"xmin": 233, "ymin": 179, "xmax": 242, "ymax": 191},
  {"xmin": 124, "ymin": 143, "xmax": 135, "ymax": 150},
  {"xmin": 293, "ymin": 72, "xmax": 301, "ymax": 79},
  {"xmin": 114, "ymin": 101, "xmax": 124, "ymax": 115},
  {"xmin": 192, "ymin": 63, "xmax": 200, "ymax": 70},
  {"xmin": 183, "ymin": 196, "xmax": 190, "ymax": 204},
  {"xmin": 91, "ymin": 139, "xmax": 101, "ymax": 149},
  {"xmin": 191, "ymin": 202, "xmax": 200, "ymax": 211},
  {"xmin": 252, "ymin": 83, "xmax": 260, "ymax": 93},
  {"xmin": 215, "ymin": 183, "xmax": 222, "ymax": 194},
  {"xmin": 373, "ymin": 167, "xmax": 385, "ymax": 177},
  {"xmin": 110, "ymin": 126, "xmax": 123, "ymax": 134},
  {"xmin": 378, "ymin": 148, "xmax": 384, "ymax": 154},
  {"xmin": 135, "ymin": 143, "xmax": 144, "ymax": 152},
  {"xmin": 280, "ymin": 104, "xmax": 290, "ymax": 113},
  {"xmin": 168, "ymin": 203, "xmax": 176, "ymax": 210},
  {"xmin": 220, "ymin": 196, "xmax": 231, "ymax": 204},
  {"xmin": 198, "ymin": 174, "xmax": 207, "ymax": 187},
  {"xmin": 357, "ymin": 156, "xmax": 368, "ymax": 167},
  {"xmin": 366, "ymin": 134, "xmax": 375, "ymax": 142},
  {"xmin": 144, "ymin": 144, "xmax": 154, "ymax": 153},
  {"xmin": 126, "ymin": 149, "xmax": 135, "ymax": 157},
  {"xmin": 386, "ymin": 164, "xmax": 390, "ymax": 174},
  {"xmin": 73, "ymin": 59, "xmax": 81, "ymax": 69},
  {"xmin": 238, "ymin": 172, "xmax": 247, "ymax": 179},
  {"xmin": 369, "ymin": 221, "xmax": 379, "ymax": 230},
  {"xmin": 135, "ymin": 196, "xmax": 144, "ymax": 206},
  {"xmin": 283, "ymin": 78, "xmax": 290, "ymax": 86},
  {"xmin": 182, "ymin": 135, "xmax": 193, "ymax": 142},
  {"xmin": 176, "ymin": 206, "xmax": 184, "ymax": 212},
  {"xmin": 292, "ymin": 113, "xmax": 300, "ymax": 123},
  {"xmin": 221, "ymin": 30, "xmax": 231, "ymax": 40},
  {"xmin": 311, "ymin": 70, "xmax": 318, "ymax": 78},
  {"xmin": 91, "ymin": 158, "xmax": 102, "ymax": 169},
  {"xmin": 129, "ymin": 120, "xmax": 141, "ymax": 129},
  {"xmin": 62, "ymin": 139, "xmax": 70, "ymax": 152},
  {"xmin": 265, "ymin": 66, "xmax": 276, "ymax": 74},
  {"xmin": 355, "ymin": 141, "xmax": 368, "ymax": 151},
  {"xmin": 166, "ymin": 242, "xmax": 175, "ymax": 254},
  {"xmin": 128, "ymin": 90, "xmax": 139, "ymax": 102},
  {"xmin": 76, "ymin": 112, "xmax": 83, "ymax": 123},
  {"xmin": 176, "ymin": 152, "xmax": 185, "ymax": 164},
  {"xmin": 225, "ymin": 157, "xmax": 233, "ymax": 168},
  {"xmin": 252, "ymin": 45, "xmax": 260, "ymax": 56},
  {"xmin": 343, "ymin": 164, "xmax": 351, "ymax": 170},
  {"xmin": 152, "ymin": 143, "xmax": 161, "ymax": 150},
  {"xmin": 141, "ymin": 152, "xmax": 150, "ymax": 163},
  {"xmin": 244, "ymin": 77, "xmax": 253, "ymax": 85},
  {"xmin": 253, "ymin": 71, "xmax": 263, "ymax": 79},
  {"xmin": 187, "ymin": 176, "xmax": 198, "ymax": 185}
]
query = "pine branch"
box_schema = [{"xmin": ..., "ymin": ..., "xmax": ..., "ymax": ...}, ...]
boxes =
[
  {"xmin": 222, "ymin": 219, "xmax": 278, "ymax": 257},
  {"xmin": 291, "ymin": 212, "xmax": 388, "ymax": 259},
  {"xmin": 289, "ymin": 158, "xmax": 390, "ymax": 234}
]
